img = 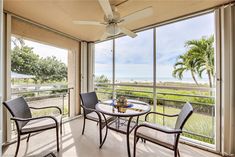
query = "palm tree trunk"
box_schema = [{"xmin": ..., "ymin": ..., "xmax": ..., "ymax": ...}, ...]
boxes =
[
  {"xmin": 207, "ymin": 70, "xmax": 213, "ymax": 96},
  {"xmin": 207, "ymin": 70, "xmax": 212, "ymax": 88},
  {"xmin": 191, "ymin": 71, "xmax": 199, "ymax": 86}
]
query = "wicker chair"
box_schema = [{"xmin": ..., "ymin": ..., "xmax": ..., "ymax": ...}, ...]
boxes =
[
  {"xmin": 3, "ymin": 97, "xmax": 62, "ymax": 157},
  {"xmin": 133, "ymin": 102, "xmax": 193, "ymax": 157},
  {"xmin": 80, "ymin": 92, "xmax": 113, "ymax": 148}
]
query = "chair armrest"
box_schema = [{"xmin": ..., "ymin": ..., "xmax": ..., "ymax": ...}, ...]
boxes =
[
  {"xmin": 135, "ymin": 123, "xmax": 182, "ymax": 134},
  {"xmin": 11, "ymin": 116, "xmax": 58, "ymax": 124},
  {"xmin": 29, "ymin": 106, "xmax": 62, "ymax": 114},
  {"xmin": 81, "ymin": 105, "xmax": 103, "ymax": 121},
  {"xmin": 81, "ymin": 105, "xmax": 96, "ymax": 112},
  {"xmin": 145, "ymin": 111, "xmax": 179, "ymax": 121},
  {"xmin": 81, "ymin": 105, "xmax": 99, "ymax": 114}
]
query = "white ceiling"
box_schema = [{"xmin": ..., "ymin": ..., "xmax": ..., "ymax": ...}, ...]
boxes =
[{"xmin": 4, "ymin": 0, "xmax": 232, "ymax": 41}]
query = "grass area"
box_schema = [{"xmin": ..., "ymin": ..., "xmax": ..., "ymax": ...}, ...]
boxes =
[
  {"xmin": 97, "ymin": 83, "xmax": 214, "ymax": 106},
  {"xmin": 31, "ymin": 105, "xmax": 69, "ymax": 118},
  {"xmin": 115, "ymin": 85, "xmax": 214, "ymax": 105}
]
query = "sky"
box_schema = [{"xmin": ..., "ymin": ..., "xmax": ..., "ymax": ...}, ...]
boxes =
[
  {"xmin": 95, "ymin": 13, "xmax": 215, "ymax": 83},
  {"xmin": 11, "ymin": 37, "xmax": 68, "ymax": 65}
]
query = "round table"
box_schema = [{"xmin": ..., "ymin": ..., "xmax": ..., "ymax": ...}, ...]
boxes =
[{"xmin": 96, "ymin": 99, "xmax": 151, "ymax": 157}]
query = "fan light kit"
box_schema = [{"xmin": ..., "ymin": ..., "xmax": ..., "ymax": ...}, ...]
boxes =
[
  {"xmin": 73, "ymin": 0, "xmax": 153, "ymax": 40},
  {"xmin": 106, "ymin": 23, "xmax": 120, "ymax": 35}
]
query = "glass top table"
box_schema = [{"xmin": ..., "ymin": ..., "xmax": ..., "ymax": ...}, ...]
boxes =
[
  {"xmin": 96, "ymin": 99, "xmax": 150, "ymax": 117},
  {"xmin": 96, "ymin": 99, "xmax": 151, "ymax": 157}
]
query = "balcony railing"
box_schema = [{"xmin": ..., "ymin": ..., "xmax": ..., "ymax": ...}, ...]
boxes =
[
  {"xmin": 95, "ymin": 83, "xmax": 215, "ymax": 145},
  {"xmin": 11, "ymin": 87, "xmax": 73, "ymax": 116},
  {"xmin": 10, "ymin": 85, "xmax": 73, "ymax": 137}
]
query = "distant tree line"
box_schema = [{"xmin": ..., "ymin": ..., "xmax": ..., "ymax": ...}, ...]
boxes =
[
  {"xmin": 11, "ymin": 37, "xmax": 67, "ymax": 83},
  {"xmin": 172, "ymin": 35, "xmax": 214, "ymax": 87},
  {"xmin": 95, "ymin": 75, "xmax": 110, "ymax": 84}
]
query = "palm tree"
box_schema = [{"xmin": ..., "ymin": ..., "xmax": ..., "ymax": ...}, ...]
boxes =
[
  {"xmin": 172, "ymin": 53, "xmax": 199, "ymax": 86},
  {"xmin": 185, "ymin": 35, "xmax": 214, "ymax": 87},
  {"xmin": 173, "ymin": 35, "xmax": 214, "ymax": 87}
]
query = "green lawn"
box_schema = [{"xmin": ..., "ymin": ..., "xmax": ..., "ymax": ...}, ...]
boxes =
[{"xmin": 31, "ymin": 104, "xmax": 69, "ymax": 118}]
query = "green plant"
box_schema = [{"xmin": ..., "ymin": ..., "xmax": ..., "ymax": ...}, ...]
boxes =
[
  {"xmin": 11, "ymin": 37, "xmax": 67, "ymax": 84},
  {"xmin": 22, "ymin": 92, "xmax": 35, "ymax": 98},
  {"xmin": 50, "ymin": 89, "xmax": 67, "ymax": 94}
]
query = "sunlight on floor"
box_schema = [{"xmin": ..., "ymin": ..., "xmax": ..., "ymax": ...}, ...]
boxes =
[{"xmin": 3, "ymin": 117, "xmax": 221, "ymax": 157}]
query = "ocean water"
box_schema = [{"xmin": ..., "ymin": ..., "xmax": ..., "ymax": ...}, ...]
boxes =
[{"xmin": 114, "ymin": 77, "xmax": 209, "ymax": 84}]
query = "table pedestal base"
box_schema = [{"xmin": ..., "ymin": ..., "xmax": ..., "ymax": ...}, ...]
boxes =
[{"xmin": 101, "ymin": 116, "xmax": 139, "ymax": 157}]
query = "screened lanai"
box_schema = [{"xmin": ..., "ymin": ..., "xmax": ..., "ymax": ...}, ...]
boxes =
[{"xmin": 0, "ymin": 0, "xmax": 235, "ymax": 157}]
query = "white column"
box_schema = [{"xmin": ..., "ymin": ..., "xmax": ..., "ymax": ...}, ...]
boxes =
[
  {"xmin": 80, "ymin": 42, "xmax": 88, "ymax": 93},
  {"xmin": 87, "ymin": 42, "xmax": 95, "ymax": 92},
  {"xmin": 1, "ymin": 14, "xmax": 12, "ymax": 144},
  {"xmin": 220, "ymin": 4, "xmax": 235, "ymax": 156},
  {"xmin": 68, "ymin": 47, "xmax": 81, "ymax": 116},
  {"xmin": 0, "ymin": 0, "xmax": 3, "ymax": 155}
]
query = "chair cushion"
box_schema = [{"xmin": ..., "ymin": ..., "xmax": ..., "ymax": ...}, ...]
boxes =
[
  {"xmin": 136, "ymin": 122, "xmax": 176, "ymax": 149},
  {"xmin": 86, "ymin": 112, "xmax": 113, "ymax": 122},
  {"xmin": 22, "ymin": 115, "xmax": 62, "ymax": 133}
]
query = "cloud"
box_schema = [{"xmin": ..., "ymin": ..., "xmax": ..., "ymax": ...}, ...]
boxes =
[
  {"xmin": 95, "ymin": 63, "xmax": 113, "ymax": 78},
  {"xmin": 116, "ymin": 63, "xmax": 153, "ymax": 78},
  {"xmin": 156, "ymin": 13, "xmax": 214, "ymax": 65},
  {"xmin": 115, "ymin": 29, "xmax": 153, "ymax": 64},
  {"xmin": 95, "ymin": 40, "xmax": 113, "ymax": 64}
]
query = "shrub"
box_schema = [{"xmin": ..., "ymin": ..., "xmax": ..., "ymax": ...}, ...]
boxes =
[{"xmin": 22, "ymin": 92, "xmax": 35, "ymax": 98}]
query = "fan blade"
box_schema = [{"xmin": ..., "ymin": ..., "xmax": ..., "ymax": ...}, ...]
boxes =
[
  {"xmin": 98, "ymin": 0, "xmax": 113, "ymax": 19},
  {"xmin": 100, "ymin": 32, "xmax": 109, "ymax": 40},
  {"xmin": 119, "ymin": 26, "xmax": 137, "ymax": 38},
  {"xmin": 121, "ymin": 7, "xmax": 153, "ymax": 24},
  {"xmin": 73, "ymin": 20, "xmax": 104, "ymax": 26}
]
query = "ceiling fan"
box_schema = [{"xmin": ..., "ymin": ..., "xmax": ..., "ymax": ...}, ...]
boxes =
[{"xmin": 73, "ymin": 0, "xmax": 153, "ymax": 40}]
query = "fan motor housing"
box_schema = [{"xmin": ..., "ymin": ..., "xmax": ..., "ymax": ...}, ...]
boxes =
[{"xmin": 104, "ymin": 11, "xmax": 120, "ymax": 23}]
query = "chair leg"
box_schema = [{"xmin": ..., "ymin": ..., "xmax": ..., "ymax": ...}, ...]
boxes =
[
  {"xmin": 177, "ymin": 149, "xmax": 180, "ymax": 157},
  {"xmin": 133, "ymin": 135, "xmax": 137, "ymax": 157},
  {"xmin": 15, "ymin": 135, "xmax": 21, "ymax": 157},
  {"xmin": 60, "ymin": 121, "xmax": 62, "ymax": 134},
  {"xmin": 82, "ymin": 118, "xmax": 86, "ymax": 135},
  {"xmin": 99, "ymin": 122, "xmax": 108, "ymax": 148},
  {"xmin": 99, "ymin": 121, "xmax": 102, "ymax": 147},
  {"xmin": 26, "ymin": 133, "xmax": 31, "ymax": 143},
  {"xmin": 56, "ymin": 126, "xmax": 60, "ymax": 152},
  {"xmin": 174, "ymin": 149, "xmax": 178, "ymax": 157}
]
